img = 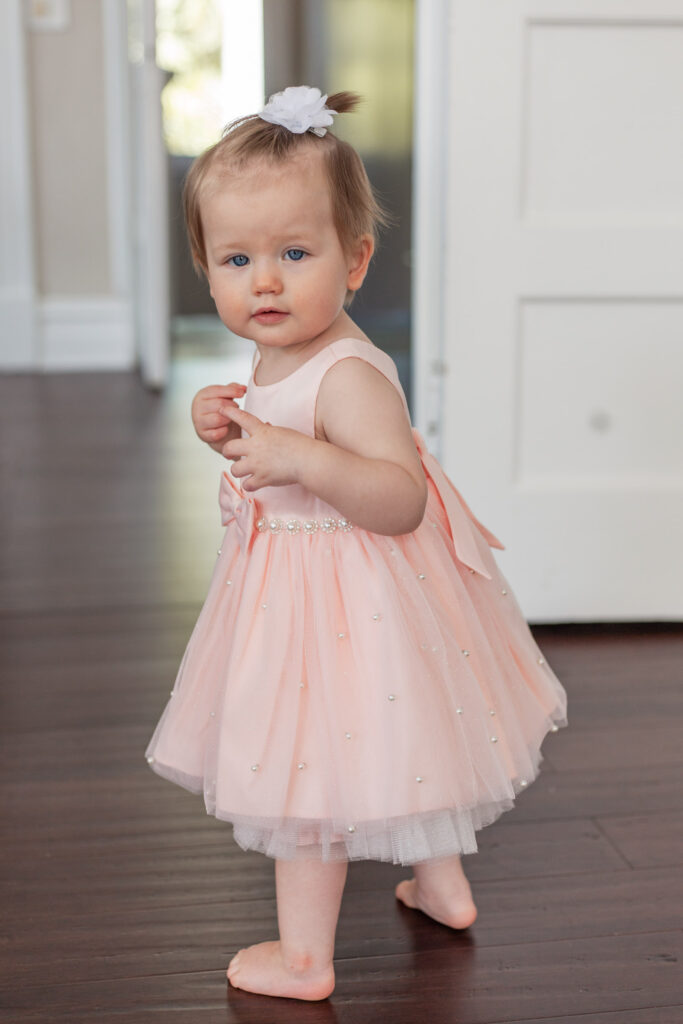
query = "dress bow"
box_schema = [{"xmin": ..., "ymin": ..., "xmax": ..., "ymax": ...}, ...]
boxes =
[
  {"xmin": 218, "ymin": 469, "xmax": 257, "ymax": 553},
  {"xmin": 412, "ymin": 429, "xmax": 504, "ymax": 580}
]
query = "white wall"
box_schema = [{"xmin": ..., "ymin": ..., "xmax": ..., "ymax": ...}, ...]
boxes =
[{"xmin": 0, "ymin": 0, "xmax": 134, "ymax": 371}]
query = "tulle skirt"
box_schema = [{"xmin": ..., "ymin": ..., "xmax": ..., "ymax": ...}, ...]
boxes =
[{"xmin": 145, "ymin": 465, "xmax": 568, "ymax": 866}]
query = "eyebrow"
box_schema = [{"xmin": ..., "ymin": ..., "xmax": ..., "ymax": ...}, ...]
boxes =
[{"xmin": 209, "ymin": 233, "xmax": 316, "ymax": 255}]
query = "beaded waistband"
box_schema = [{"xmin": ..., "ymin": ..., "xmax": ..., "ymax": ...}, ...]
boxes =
[{"xmin": 256, "ymin": 516, "xmax": 354, "ymax": 536}]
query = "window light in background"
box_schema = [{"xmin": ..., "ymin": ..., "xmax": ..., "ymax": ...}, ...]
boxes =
[{"xmin": 157, "ymin": 0, "xmax": 264, "ymax": 157}]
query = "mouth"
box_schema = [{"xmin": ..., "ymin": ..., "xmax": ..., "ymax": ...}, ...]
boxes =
[{"xmin": 252, "ymin": 308, "xmax": 288, "ymax": 324}]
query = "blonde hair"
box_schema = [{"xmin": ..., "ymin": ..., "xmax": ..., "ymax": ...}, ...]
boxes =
[{"xmin": 183, "ymin": 91, "xmax": 389, "ymax": 284}]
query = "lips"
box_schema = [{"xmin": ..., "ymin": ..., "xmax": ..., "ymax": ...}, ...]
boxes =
[{"xmin": 252, "ymin": 308, "xmax": 288, "ymax": 325}]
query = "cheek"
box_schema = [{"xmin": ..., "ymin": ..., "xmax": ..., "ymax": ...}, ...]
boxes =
[{"xmin": 213, "ymin": 279, "xmax": 244, "ymax": 311}]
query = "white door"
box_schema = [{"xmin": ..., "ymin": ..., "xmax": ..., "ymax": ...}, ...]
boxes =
[
  {"xmin": 431, "ymin": 0, "xmax": 683, "ymax": 622},
  {"xmin": 128, "ymin": 0, "xmax": 170, "ymax": 389}
]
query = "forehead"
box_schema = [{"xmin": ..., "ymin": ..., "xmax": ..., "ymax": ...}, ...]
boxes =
[{"xmin": 201, "ymin": 152, "xmax": 333, "ymax": 224}]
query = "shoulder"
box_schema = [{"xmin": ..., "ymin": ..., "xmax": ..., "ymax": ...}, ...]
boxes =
[
  {"xmin": 318, "ymin": 350, "xmax": 407, "ymax": 422},
  {"xmin": 320, "ymin": 350, "xmax": 397, "ymax": 392},
  {"xmin": 316, "ymin": 352, "xmax": 411, "ymax": 447},
  {"xmin": 319, "ymin": 341, "xmax": 404, "ymax": 403}
]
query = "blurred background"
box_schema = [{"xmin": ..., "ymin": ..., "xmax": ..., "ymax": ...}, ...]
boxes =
[
  {"xmin": 2, "ymin": 6, "xmax": 682, "ymax": 1019},
  {"xmin": 161, "ymin": 0, "xmax": 414, "ymax": 395},
  {"xmin": 1, "ymin": 0, "xmax": 682, "ymax": 621}
]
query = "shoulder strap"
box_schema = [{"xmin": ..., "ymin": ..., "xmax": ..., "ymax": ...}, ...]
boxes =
[{"xmin": 319, "ymin": 338, "xmax": 410, "ymax": 418}]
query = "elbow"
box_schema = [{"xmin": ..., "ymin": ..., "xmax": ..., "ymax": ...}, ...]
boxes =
[
  {"xmin": 412, "ymin": 485, "xmax": 429, "ymax": 532},
  {"xmin": 395, "ymin": 477, "xmax": 428, "ymax": 535}
]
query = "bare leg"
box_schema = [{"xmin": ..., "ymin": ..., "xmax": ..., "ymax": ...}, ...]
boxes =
[
  {"xmin": 227, "ymin": 857, "xmax": 347, "ymax": 1000},
  {"xmin": 395, "ymin": 853, "xmax": 477, "ymax": 929}
]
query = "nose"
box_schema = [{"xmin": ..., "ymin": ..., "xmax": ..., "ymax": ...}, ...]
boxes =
[{"xmin": 252, "ymin": 258, "xmax": 282, "ymax": 296}]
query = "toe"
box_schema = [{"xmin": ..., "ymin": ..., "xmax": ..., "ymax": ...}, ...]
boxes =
[
  {"xmin": 395, "ymin": 879, "xmax": 415, "ymax": 907},
  {"xmin": 226, "ymin": 952, "xmax": 242, "ymax": 980}
]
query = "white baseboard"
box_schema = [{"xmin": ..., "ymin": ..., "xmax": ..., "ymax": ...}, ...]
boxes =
[
  {"xmin": 0, "ymin": 286, "xmax": 37, "ymax": 368},
  {"xmin": 39, "ymin": 297, "xmax": 136, "ymax": 371}
]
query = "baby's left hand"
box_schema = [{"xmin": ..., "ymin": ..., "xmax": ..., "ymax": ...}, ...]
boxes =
[{"xmin": 221, "ymin": 407, "xmax": 310, "ymax": 491}]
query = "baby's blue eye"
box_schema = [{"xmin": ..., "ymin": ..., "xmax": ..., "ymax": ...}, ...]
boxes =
[
  {"xmin": 228, "ymin": 254, "xmax": 249, "ymax": 267},
  {"xmin": 285, "ymin": 248, "xmax": 306, "ymax": 261}
]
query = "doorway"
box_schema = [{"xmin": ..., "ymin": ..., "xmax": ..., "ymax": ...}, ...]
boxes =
[{"xmin": 156, "ymin": 0, "xmax": 415, "ymax": 405}]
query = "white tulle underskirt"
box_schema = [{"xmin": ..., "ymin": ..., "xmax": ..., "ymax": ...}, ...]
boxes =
[{"xmin": 148, "ymin": 708, "xmax": 566, "ymax": 865}]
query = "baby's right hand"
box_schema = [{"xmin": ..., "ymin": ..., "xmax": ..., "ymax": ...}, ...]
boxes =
[{"xmin": 191, "ymin": 383, "xmax": 248, "ymax": 454}]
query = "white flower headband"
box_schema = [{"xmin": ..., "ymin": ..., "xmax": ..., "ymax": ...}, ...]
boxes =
[{"xmin": 258, "ymin": 85, "xmax": 337, "ymax": 137}]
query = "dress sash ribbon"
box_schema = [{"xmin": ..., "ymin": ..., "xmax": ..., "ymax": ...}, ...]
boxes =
[
  {"xmin": 218, "ymin": 470, "xmax": 257, "ymax": 553},
  {"xmin": 412, "ymin": 429, "xmax": 504, "ymax": 580}
]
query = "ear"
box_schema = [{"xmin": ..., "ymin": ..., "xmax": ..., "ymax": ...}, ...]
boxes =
[{"xmin": 346, "ymin": 234, "xmax": 374, "ymax": 292}]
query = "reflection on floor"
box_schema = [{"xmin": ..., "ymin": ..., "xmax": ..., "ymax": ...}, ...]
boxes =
[{"xmin": 1, "ymin": 327, "xmax": 682, "ymax": 1022}]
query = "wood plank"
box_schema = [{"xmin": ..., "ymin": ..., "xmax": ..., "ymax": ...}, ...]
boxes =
[
  {"xmin": 547, "ymin": 722, "xmax": 683, "ymax": 772},
  {"xmin": 0, "ymin": 931, "xmax": 681, "ymax": 1023},
  {"xmin": 595, "ymin": 812, "xmax": 683, "ymax": 869},
  {"xmin": 1, "ymin": 866, "xmax": 682, "ymax": 985}
]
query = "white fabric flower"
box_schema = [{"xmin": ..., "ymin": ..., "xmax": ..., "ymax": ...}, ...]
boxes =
[{"xmin": 258, "ymin": 86, "xmax": 336, "ymax": 137}]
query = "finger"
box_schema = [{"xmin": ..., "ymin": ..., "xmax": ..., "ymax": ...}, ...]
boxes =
[
  {"xmin": 206, "ymin": 411, "xmax": 234, "ymax": 428},
  {"xmin": 201, "ymin": 383, "xmax": 247, "ymax": 398},
  {"xmin": 201, "ymin": 398, "xmax": 240, "ymax": 421},
  {"xmin": 206, "ymin": 425, "xmax": 229, "ymax": 439},
  {"xmin": 229, "ymin": 459, "xmax": 250, "ymax": 479},
  {"xmin": 221, "ymin": 405, "xmax": 264, "ymax": 434},
  {"xmin": 222, "ymin": 439, "xmax": 250, "ymax": 459},
  {"xmin": 242, "ymin": 475, "xmax": 264, "ymax": 492},
  {"xmin": 217, "ymin": 402, "xmax": 242, "ymax": 419}
]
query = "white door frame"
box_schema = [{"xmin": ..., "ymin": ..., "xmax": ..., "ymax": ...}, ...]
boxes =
[
  {"xmin": 412, "ymin": 0, "xmax": 449, "ymax": 457},
  {"xmin": 0, "ymin": 0, "xmax": 37, "ymax": 369},
  {"xmin": 128, "ymin": 0, "xmax": 170, "ymax": 388}
]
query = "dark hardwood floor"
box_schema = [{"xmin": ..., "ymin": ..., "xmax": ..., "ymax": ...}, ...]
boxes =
[{"xmin": 1, "ymin": 341, "xmax": 682, "ymax": 1023}]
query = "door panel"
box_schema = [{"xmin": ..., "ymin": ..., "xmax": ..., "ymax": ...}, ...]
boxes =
[{"xmin": 440, "ymin": 0, "xmax": 683, "ymax": 621}]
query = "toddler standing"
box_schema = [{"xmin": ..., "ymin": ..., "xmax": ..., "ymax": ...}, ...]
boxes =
[{"xmin": 145, "ymin": 86, "xmax": 568, "ymax": 1001}]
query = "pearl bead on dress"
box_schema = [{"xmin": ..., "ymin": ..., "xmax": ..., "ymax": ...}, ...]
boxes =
[{"xmin": 256, "ymin": 515, "xmax": 353, "ymax": 535}]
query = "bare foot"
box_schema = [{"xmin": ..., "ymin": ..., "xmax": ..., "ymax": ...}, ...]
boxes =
[
  {"xmin": 395, "ymin": 862, "xmax": 478, "ymax": 930},
  {"xmin": 226, "ymin": 940, "xmax": 335, "ymax": 1000}
]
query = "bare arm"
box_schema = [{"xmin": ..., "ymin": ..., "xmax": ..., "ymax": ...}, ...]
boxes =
[
  {"xmin": 222, "ymin": 358, "xmax": 427, "ymax": 536},
  {"xmin": 297, "ymin": 358, "xmax": 427, "ymax": 534}
]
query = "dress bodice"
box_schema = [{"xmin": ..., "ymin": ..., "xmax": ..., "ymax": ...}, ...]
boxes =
[{"xmin": 240, "ymin": 338, "xmax": 410, "ymax": 521}]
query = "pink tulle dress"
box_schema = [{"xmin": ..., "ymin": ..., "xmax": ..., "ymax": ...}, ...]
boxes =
[{"xmin": 145, "ymin": 337, "xmax": 568, "ymax": 865}]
